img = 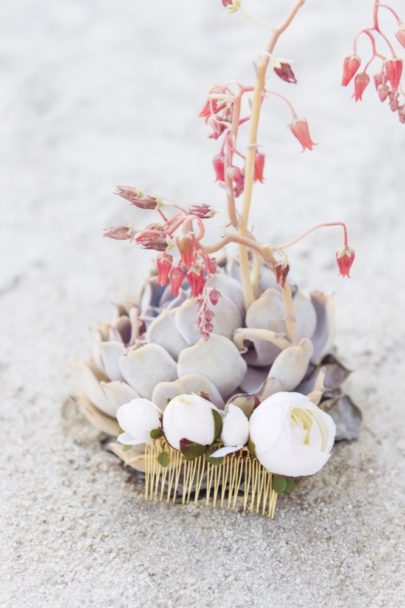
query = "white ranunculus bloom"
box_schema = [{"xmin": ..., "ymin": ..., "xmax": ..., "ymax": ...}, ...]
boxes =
[
  {"xmin": 163, "ymin": 394, "xmax": 220, "ymax": 450},
  {"xmin": 249, "ymin": 392, "xmax": 336, "ymax": 477},
  {"xmin": 210, "ymin": 403, "xmax": 249, "ymax": 458},
  {"xmin": 117, "ymin": 398, "xmax": 162, "ymax": 445}
]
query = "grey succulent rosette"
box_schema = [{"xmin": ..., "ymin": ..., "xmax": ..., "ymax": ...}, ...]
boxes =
[{"xmin": 77, "ymin": 256, "xmax": 361, "ymax": 475}]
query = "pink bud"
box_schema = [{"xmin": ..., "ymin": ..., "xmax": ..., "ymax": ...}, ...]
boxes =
[
  {"xmin": 205, "ymin": 257, "xmax": 217, "ymax": 274},
  {"xmin": 341, "ymin": 55, "xmax": 361, "ymax": 86},
  {"xmin": 228, "ymin": 166, "xmax": 245, "ymax": 197},
  {"xmin": 199, "ymin": 97, "xmax": 223, "ymax": 120},
  {"xmin": 209, "ymin": 289, "xmax": 221, "ymax": 306},
  {"xmin": 395, "ymin": 23, "xmax": 405, "ymax": 48},
  {"xmin": 177, "ymin": 233, "xmax": 195, "ymax": 268},
  {"xmin": 389, "ymin": 92, "xmax": 400, "ymax": 112},
  {"xmin": 289, "ymin": 119, "xmax": 316, "ymax": 151},
  {"xmin": 352, "ymin": 73, "xmax": 370, "ymax": 101},
  {"xmin": 377, "ymin": 84, "xmax": 390, "ymax": 102},
  {"xmin": 115, "ymin": 186, "xmax": 157, "ymax": 210},
  {"xmin": 189, "ymin": 204, "xmax": 215, "ymax": 219},
  {"xmin": 135, "ymin": 231, "xmax": 167, "ymax": 251},
  {"xmin": 156, "ymin": 254, "xmax": 173, "ymax": 287},
  {"xmin": 212, "ymin": 153, "xmax": 225, "ymax": 182},
  {"xmin": 336, "ymin": 247, "xmax": 355, "ymax": 278},
  {"xmin": 274, "ymin": 62, "xmax": 297, "ymax": 84},
  {"xmin": 169, "ymin": 266, "xmax": 186, "ymax": 296},
  {"xmin": 275, "ymin": 263, "xmax": 290, "ymax": 288},
  {"xmin": 103, "ymin": 225, "xmax": 132, "ymax": 240},
  {"xmin": 398, "ymin": 105, "xmax": 405, "ymax": 124},
  {"xmin": 187, "ymin": 269, "xmax": 205, "ymax": 297},
  {"xmin": 207, "ymin": 116, "xmax": 227, "ymax": 140},
  {"xmin": 384, "ymin": 59, "xmax": 403, "ymax": 92},
  {"xmin": 254, "ymin": 151, "xmax": 266, "ymax": 183}
]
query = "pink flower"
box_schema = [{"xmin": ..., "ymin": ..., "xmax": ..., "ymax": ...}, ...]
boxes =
[
  {"xmin": 341, "ymin": 55, "xmax": 361, "ymax": 86},
  {"xmin": 389, "ymin": 92, "xmax": 400, "ymax": 112},
  {"xmin": 336, "ymin": 247, "xmax": 355, "ymax": 278},
  {"xmin": 199, "ymin": 98, "xmax": 225, "ymax": 122},
  {"xmin": 274, "ymin": 62, "xmax": 297, "ymax": 84},
  {"xmin": 384, "ymin": 59, "xmax": 403, "ymax": 93},
  {"xmin": 156, "ymin": 254, "xmax": 173, "ymax": 287},
  {"xmin": 254, "ymin": 151, "xmax": 266, "ymax": 183},
  {"xmin": 207, "ymin": 116, "xmax": 227, "ymax": 140},
  {"xmin": 289, "ymin": 119, "xmax": 316, "ymax": 151},
  {"xmin": 115, "ymin": 186, "xmax": 157, "ymax": 210},
  {"xmin": 205, "ymin": 257, "xmax": 217, "ymax": 274},
  {"xmin": 187, "ymin": 269, "xmax": 205, "ymax": 297},
  {"xmin": 212, "ymin": 153, "xmax": 225, "ymax": 182},
  {"xmin": 169, "ymin": 266, "xmax": 186, "ymax": 296},
  {"xmin": 398, "ymin": 105, "xmax": 405, "ymax": 124},
  {"xmin": 395, "ymin": 23, "xmax": 405, "ymax": 48},
  {"xmin": 352, "ymin": 73, "xmax": 370, "ymax": 101},
  {"xmin": 103, "ymin": 225, "xmax": 133, "ymax": 240}
]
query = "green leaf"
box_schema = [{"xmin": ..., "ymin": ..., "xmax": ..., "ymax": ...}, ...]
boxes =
[
  {"xmin": 150, "ymin": 428, "xmax": 163, "ymax": 440},
  {"xmin": 212, "ymin": 409, "xmax": 223, "ymax": 441},
  {"xmin": 284, "ymin": 478, "xmax": 295, "ymax": 494},
  {"xmin": 247, "ymin": 436, "xmax": 256, "ymax": 456},
  {"xmin": 207, "ymin": 455, "xmax": 224, "ymax": 465},
  {"xmin": 157, "ymin": 451, "xmax": 170, "ymax": 467},
  {"xmin": 272, "ymin": 475, "xmax": 288, "ymax": 493},
  {"xmin": 179, "ymin": 438, "xmax": 207, "ymax": 461},
  {"xmin": 122, "ymin": 444, "xmax": 133, "ymax": 452}
]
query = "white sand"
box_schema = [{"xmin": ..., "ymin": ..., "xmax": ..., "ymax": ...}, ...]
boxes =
[{"xmin": 1, "ymin": 1, "xmax": 404, "ymax": 606}]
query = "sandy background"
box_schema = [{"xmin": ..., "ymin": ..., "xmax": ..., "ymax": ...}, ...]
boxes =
[{"xmin": 1, "ymin": 0, "xmax": 404, "ymax": 606}]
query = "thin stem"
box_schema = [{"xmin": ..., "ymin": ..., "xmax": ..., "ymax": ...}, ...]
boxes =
[
  {"xmin": 274, "ymin": 221, "xmax": 349, "ymax": 250},
  {"xmin": 377, "ymin": 3, "xmax": 401, "ymax": 23},
  {"xmin": 238, "ymin": 0, "xmax": 305, "ymax": 308},
  {"xmin": 239, "ymin": 6, "xmax": 276, "ymax": 31},
  {"xmin": 265, "ymin": 90, "xmax": 298, "ymax": 118}
]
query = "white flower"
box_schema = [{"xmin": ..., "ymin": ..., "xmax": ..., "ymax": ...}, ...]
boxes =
[
  {"xmin": 163, "ymin": 394, "xmax": 220, "ymax": 450},
  {"xmin": 210, "ymin": 404, "xmax": 249, "ymax": 458},
  {"xmin": 117, "ymin": 399, "xmax": 162, "ymax": 445},
  {"xmin": 249, "ymin": 392, "xmax": 336, "ymax": 477}
]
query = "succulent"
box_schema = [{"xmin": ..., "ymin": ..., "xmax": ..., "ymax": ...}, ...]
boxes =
[{"xmin": 77, "ymin": 256, "xmax": 361, "ymax": 468}]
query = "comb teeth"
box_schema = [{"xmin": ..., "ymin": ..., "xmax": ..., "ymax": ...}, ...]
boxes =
[{"xmin": 144, "ymin": 440, "xmax": 278, "ymax": 518}]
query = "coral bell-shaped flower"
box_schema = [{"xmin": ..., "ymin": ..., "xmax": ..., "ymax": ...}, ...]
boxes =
[
  {"xmin": 115, "ymin": 186, "xmax": 158, "ymax": 210},
  {"xmin": 254, "ymin": 151, "xmax": 266, "ymax": 183},
  {"xmin": 207, "ymin": 116, "xmax": 227, "ymax": 140},
  {"xmin": 274, "ymin": 61, "xmax": 297, "ymax": 84},
  {"xmin": 398, "ymin": 105, "xmax": 405, "ymax": 124},
  {"xmin": 384, "ymin": 59, "xmax": 403, "ymax": 93},
  {"xmin": 395, "ymin": 23, "xmax": 405, "ymax": 49},
  {"xmin": 209, "ymin": 289, "xmax": 221, "ymax": 306},
  {"xmin": 169, "ymin": 266, "xmax": 186, "ymax": 296},
  {"xmin": 212, "ymin": 153, "xmax": 225, "ymax": 182},
  {"xmin": 336, "ymin": 247, "xmax": 355, "ymax": 278},
  {"xmin": 199, "ymin": 97, "xmax": 223, "ymax": 121},
  {"xmin": 289, "ymin": 119, "xmax": 316, "ymax": 151},
  {"xmin": 352, "ymin": 73, "xmax": 370, "ymax": 101},
  {"xmin": 177, "ymin": 233, "xmax": 196, "ymax": 268},
  {"xmin": 104, "ymin": 225, "xmax": 133, "ymax": 240},
  {"xmin": 188, "ymin": 269, "xmax": 205, "ymax": 297},
  {"xmin": 156, "ymin": 254, "xmax": 172, "ymax": 287},
  {"xmin": 341, "ymin": 55, "xmax": 361, "ymax": 86},
  {"xmin": 275, "ymin": 263, "xmax": 290, "ymax": 288}
]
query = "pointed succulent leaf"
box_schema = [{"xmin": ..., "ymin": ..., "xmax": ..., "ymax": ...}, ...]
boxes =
[
  {"xmin": 320, "ymin": 394, "xmax": 362, "ymax": 441},
  {"xmin": 152, "ymin": 373, "xmax": 224, "ymax": 410},
  {"xmin": 146, "ymin": 308, "xmax": 188, "ymax": 360},
  {"xmin": 310, "ymin": 291, "xmax": 335, "ymax": 364}
]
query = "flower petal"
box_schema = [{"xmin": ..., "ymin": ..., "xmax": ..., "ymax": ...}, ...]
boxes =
[{"xmin": 209, "ymin": 445, "xmax": 242, "ymax": 459}]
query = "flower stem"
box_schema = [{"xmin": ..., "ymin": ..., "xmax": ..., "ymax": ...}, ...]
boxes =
[{"xmin": 238, "ymin": 0, "xmax": 305, "ymax": 308}]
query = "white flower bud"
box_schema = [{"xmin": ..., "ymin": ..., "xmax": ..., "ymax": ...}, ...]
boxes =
[
  {"xmin": 117, "ymin": 399, "xmax": 162, "ymax": 445},
  {"xmin": 250, "ymin": 392, "xmax": 336, "ymax": 477},
  {"xmin": 163, "ymin": 394, "xmax": 220, "ymax": 450},
  {"xmin": 221, "ymin": 404, "xmax": 249, "ymax": 447}
]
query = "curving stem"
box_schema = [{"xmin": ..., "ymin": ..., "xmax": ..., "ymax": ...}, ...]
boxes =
[{"xmin": 238, "ymin": 0, "xmax": 306, "ymax": 309}]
